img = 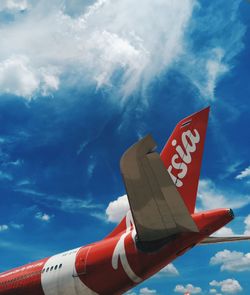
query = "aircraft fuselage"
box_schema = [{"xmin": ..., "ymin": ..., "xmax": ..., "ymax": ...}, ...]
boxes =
[{"xmin": 0, "ymin": 208, "xmax": 233, "ymax": 295}]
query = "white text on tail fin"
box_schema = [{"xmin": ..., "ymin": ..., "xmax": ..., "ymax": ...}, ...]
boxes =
[{"xmin": 160, "ymin": 107, "xmax": 210, "ymax": 213}]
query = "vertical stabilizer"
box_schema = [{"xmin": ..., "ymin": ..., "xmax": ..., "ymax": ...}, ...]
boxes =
[{"xmin": 160, "ymin": 107, "xmax": 210, "ymax": 214}]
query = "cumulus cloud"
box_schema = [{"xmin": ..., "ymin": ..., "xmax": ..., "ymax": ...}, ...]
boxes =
[
  {"xmin": 235, "ymin": 166, "xmax": 250, "ymax": 181},
  {"xmin": 210, "ymin": 250, "xmax": 250, "ymax": 272},
  {"xmin": 174, "ymin": 283, "xmax": 202, "ymax": 294},
  {"xmin": 106, "ymin": 194, "xmax": 129, "ymax": 223},
  {"xmin": 210, "ymin": 279, "xmax": 242, "ymax": 294},
  {"xmin": 0, "ymin": 0, "xmax": 195, "ymax": 99},
  {"xmin": 0, "ymin": 56, "xmax": 39, "ymax": 98},
  {"xmin": 0, "ymin": 56, "xmax": 59, "ymax": 99},
  {"xmin": 197, "ymin": 179, "xmax": 250, "ymax": 211},
  {"xmin": 213, "ymin": 226, "xmax": 235, "ymax": 237},
  {"xmin": 35, "ymin": 211, "xmax": 53, "ymax": 222},
  {"xmin": 156, "ymin": 263, "xmax": 179, "ymax": 277},
  {"xmin": 0, "ymin": 0, "xmax": 245, "ymax": 100}
]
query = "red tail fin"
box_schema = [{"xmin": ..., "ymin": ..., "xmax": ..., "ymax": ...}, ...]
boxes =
[{"xmin": 160, "ymin": 107, "xmax": 210, "ymax": 213}]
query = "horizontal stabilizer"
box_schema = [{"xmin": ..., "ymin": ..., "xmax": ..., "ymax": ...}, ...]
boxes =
[
  {"xmin": 120, "ymin": 134, "xmax": 198, "ymax": 242},
  {"xmin": 200, "ymin": 236, "xmax": 250, "ymax": 245}
]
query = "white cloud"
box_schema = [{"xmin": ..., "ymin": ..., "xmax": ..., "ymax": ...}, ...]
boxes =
[
  {"xmin": 40, "ymin": 69, "xmax": 60, "ymax": 96},
  {"xmin": 221, "ymin": 161, "xmax": 242, "ymax": 180},
  {"xmin": 89, "ymin": 211, "xmax": 106, "ymax": 221},
  {"xmin": 210, "ymin": 279, "xmax": 242, "ymax": 294},
  {"xmin": 213, "ymin": 226, "xmax": 235, "ymax": 237},
  {"xmin": 106, "ymin": 194, "xmax": 129, "ymax": 223},
  {"xmin": 179, "ymin": 1, "xmax": 245, "ymax": 100},
  {"xmin": 190, "ymin": 47, "xmax": 228, "ymax": 100},
  {"xmin": 174, "ymin": 283, "xmax": 202, "ymax": 294},
  {"xmin": 0, "ymin": 56, "xmax": 39, "ymax": 98},
  {"xmin": 156, "ymin": 263, "xmax": 179, "ymax": 277},
  {"xmin": 59, "ymin": 197, "xmax": 101, "ymax": 212},
  {"xmin": 14, "ymin": 187, "xmax": 45, "ymax": 197},
  {"xmin": 0, "ymin": 56, "xmax": 59, "ymax": 99},
  {"xmin": 210, "ymin": 250, "xmax": 250, "ymax": 272},
  {"xmin": 235, "ymin": 166, "xmax": 250, "ymax": 180},
  {"xmin": 0, "ymin": 0, "xmax": 29, "ymax": 12},
  {"xmin": 35, "ymin": 212, "xmax": 53, "ymax": 222},
  {"xmin": 197, "ymin": 179, "xmax": 250, "ymax": 211},
  {"xmin": 204, "ymin": 48, "xmax": 228, "ymax": 99},
  {"xmin": 244, "ymin": 215, "xmax": 250, "ymax": 235},
  {"xmin": 0, "ymin": 0, "xmax": 245, "ymax": 101},
  {"xmin": 0, "ymin": 0, "xmax": 196, "ymax": 99},
  {"xmin": 0, "ymin": 225, "xmax": 9, "ymax": 232},
  {"xmin": 139, "ymin": 287, "xmax": 157, "ymax": 295},
  {"xmin": 0, "ymin": 223, "xmax": 23, "ymax": 232}
]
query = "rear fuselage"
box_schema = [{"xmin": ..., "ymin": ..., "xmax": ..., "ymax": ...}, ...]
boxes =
[{"xmin": 0, "ymin": 208, "xmax": 233, "ymax": 295}]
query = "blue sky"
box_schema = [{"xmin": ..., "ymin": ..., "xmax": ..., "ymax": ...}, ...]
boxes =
[{"xmin": 0, "ymin": 0, "xmax": 250, "ymax": 294}]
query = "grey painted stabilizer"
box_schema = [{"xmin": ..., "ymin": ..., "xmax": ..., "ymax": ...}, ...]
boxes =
[{"xmin": 120, "ymin": 134, "xmax": 198, "ymax": 242}]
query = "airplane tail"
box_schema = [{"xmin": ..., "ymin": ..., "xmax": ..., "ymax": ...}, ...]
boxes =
[
  {"xmin": 160, "ymin": 107, "xmax": 210, "ymax": 213},
  {"xmin": 106, "ymin": 107, "xmax": 250, "ymax": 247},
  {"xmin": 118, "ymin": 108, "xmax": 209, "ymax": 243}
]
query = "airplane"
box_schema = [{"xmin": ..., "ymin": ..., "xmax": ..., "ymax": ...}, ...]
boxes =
[{"xmin": 0, "ymin": 107, "xmax": 249, "ymax": 295}]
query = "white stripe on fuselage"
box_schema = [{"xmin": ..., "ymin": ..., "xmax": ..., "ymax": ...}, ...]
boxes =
[
  {"xmin": 112, "ymin": 211, "xmax": 142, "ymax": 283},
  {"xmin": 41, "ymin": 247, "xmax": 98, "ymax": 295}
]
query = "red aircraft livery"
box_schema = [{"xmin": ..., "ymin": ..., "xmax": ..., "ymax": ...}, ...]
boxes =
[{"xmin": 1, "ymin": 107, "xmax": 249, "ymax": 295}]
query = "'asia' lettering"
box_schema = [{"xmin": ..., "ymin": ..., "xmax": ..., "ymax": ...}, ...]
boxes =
[{"xmin": 167, "ymin": 129, "xmax": 200, "ymax": 187}]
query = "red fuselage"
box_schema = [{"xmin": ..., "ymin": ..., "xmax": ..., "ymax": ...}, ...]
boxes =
[{"xmin": 0, "ymin": 208, "xmax": 233, "ymax": 295}]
